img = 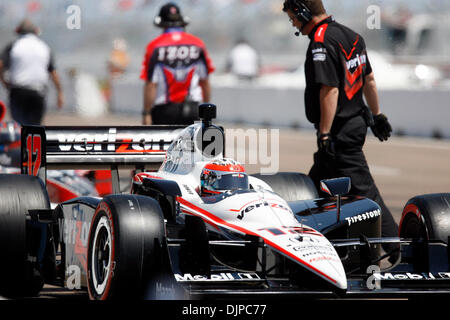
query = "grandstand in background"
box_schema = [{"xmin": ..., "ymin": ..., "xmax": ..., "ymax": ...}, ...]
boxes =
[{"xmin": 0, "ymin": 0, "xmax": 449, "ymax": 76}]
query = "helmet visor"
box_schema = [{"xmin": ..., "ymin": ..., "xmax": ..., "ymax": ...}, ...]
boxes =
[{"xmin": 207, "ymin": 172, "xmax": 249, "ymax": 191}]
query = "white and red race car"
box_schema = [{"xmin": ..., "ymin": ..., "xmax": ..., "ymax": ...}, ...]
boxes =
[{"xmin": 0, "ymin": 104, "xmax": 449, "ymax": 299}]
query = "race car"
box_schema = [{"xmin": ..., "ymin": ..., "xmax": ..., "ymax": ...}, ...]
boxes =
[{"xmin": 0, "ymin": 104, "xmax": 449, "ymax": 299}]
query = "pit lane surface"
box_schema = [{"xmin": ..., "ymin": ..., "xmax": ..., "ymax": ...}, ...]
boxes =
[{"xmin": 3, "ymin": 111, "xmax": 450, "ymax": 300}]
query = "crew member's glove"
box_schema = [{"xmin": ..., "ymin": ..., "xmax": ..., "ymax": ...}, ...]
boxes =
[
  {"xmin": 317, "ymin": 132, "xmax": 335, "ymax": 158},
  {"xmin": 371, "ymin": 113, "xmax": 392, "ymax": 142}
]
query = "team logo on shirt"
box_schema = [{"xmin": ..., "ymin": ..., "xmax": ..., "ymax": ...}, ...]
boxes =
[
  {"xmin": 312, "ymin": 48, "xmax": 327, "ymax": 62},
  {"xmin": 339, "ymin": 35, "xmax": 367, "ymax": 100}
]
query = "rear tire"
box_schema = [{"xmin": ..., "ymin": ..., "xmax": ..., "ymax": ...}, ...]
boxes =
[
  {"xmin": 251, "ymin": 172, "xmax": 318, "ymax": 201},
  {"xmin": 0, "ymin": 174, "xmax": 50, "ymax": 297},
  {"xmin": 399, "ymin": 193, "xmax": 450, "ymax": 243},
  {"xmin": 87, "ymin": 195, "xmax": 166, "ymax": 300}
]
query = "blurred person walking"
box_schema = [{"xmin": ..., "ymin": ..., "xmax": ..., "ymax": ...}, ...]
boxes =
[
  {"xmin": 283, "ymin": 0, "xmax": 399, "ymax": 264},
  {"xmin": 108, "ymin": 38, "xmax": 130, "ymax": 79},
  {"xmin": 140, "ymin": 2, "xmax": 215, "ymax": 125},
  {"xmin": 103, "ymin": 38, "xmax": 130, "ymax": 111},
  {"xmin": 226, "ymin": 38, "xmax": 261, "ymax": 81},
  {"xmin": 0, "ymin": 19, "xmax": 64, "ymax": 126}
]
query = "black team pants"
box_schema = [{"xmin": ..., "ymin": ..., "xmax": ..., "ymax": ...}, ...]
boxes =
[
  {"xmin": 308, "ymin": 114, "xmax": 399, "ymax": 262},
  {"xmin": 10, "ymin": 87, "xmax": 45, "ymax": 126}
]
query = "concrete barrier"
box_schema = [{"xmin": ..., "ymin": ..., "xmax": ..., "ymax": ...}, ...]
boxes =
[
  {"xmin": 1, "ymin": 76, "xmax": 449, "ymax": 139},
  {"xmin": 109, "ymin": 80, "xmax": 450, "ymax": 139}
]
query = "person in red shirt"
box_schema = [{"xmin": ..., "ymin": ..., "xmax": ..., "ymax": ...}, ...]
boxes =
[{"xmin": 140, "ymin": 2, "xmax": 215, "ymax": 125}]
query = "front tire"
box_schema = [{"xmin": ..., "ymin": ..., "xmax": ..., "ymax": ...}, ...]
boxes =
[
  {"xmin": 399, "ymin": 193, "xmax": 450, "ymax": 243},
  {"xmin": 87, "ymin": 195, "xmax": 166, "ymax": 300}
]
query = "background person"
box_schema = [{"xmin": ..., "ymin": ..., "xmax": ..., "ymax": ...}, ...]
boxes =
[
  {"xmin": 140, "ymin": 2, "xmax": 215, "ymax": 125},
  {"xmin": 283, "ymin": 0, "xmax": 399, "ymax": 264},
  {"xmin": 0, "ymin": 19, "xmax": 64, "ymax": 126},
  {"xmin": 102, "ymin": 38, "xmax": 130, "ymax": 111},
  {"xmin": 225, "ymin": 38, "xmax": 261, "ymax": 81},
  {"xmin": 381, "ymin": 4, "xmax": 413, "ymax": 55}
]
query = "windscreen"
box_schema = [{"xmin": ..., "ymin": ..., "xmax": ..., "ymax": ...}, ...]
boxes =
[
  {"xmin": 162, "ymin": 123, "xmax": 224, "ymax": 174},
  {"xmin": 210, "ymin": 173, "xmax": 249, "ymax": 191}
]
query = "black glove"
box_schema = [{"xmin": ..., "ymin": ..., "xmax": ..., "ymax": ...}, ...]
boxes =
[
  {"xmin": 317, "ymin": 133, "xmax": 335, "ymax": 158},
  {"xmin": 371, "ymin": 113, "xmax": 392, "ymax": 142}
]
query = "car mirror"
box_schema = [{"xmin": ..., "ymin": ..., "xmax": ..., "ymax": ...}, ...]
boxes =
[{"xmin": 320, "ymin": 177, "xmax": 351, "ymax": 197}]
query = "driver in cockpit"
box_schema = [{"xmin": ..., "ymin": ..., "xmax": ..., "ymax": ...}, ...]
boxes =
[{"xmin": 199, "ymin": 158, "xmax": 249, "ymax": 197}]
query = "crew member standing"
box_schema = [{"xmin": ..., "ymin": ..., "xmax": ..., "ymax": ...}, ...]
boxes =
[
  {"xmin": 283, "ymin": 0, "xmax": 399, "ymax": 263},
  {"xmin": 0, "ymin": 19, "xmax": 64, "ymax": 126},
  {"xmin": 140, "ymin": 2, "xmax": 215, "ymax": 125}
]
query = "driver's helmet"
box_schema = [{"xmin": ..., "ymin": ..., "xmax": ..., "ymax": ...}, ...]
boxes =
[{"xmin": 200, "ymin": 158, "xmax": 248, "ymax": 196}]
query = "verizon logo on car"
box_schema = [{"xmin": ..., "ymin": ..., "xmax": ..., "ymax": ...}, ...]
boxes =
[{"xmin": 54, "ymin": 128, "xmax": 171, "ymax": 152}]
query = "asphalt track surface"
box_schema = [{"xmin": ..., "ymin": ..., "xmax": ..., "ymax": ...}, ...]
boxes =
[{"xmin": 2, "ymin": 111, "xmax": 450, "ymax": 300}]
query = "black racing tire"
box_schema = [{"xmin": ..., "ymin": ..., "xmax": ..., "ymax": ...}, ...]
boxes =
[
  {"xmin": 0, "ymin": 174, "xmax": 50, "ymax": 297},
  {"xmin": 399, "ymin": 193, "xmax": 450, "ymax": 243},
  {"xmin": 87, "ymin": 194, "xmax": 166, "ymax": 300},
  {"xmin": 251, "ymin": 172, "xmax": 319, "ymax": 202}
]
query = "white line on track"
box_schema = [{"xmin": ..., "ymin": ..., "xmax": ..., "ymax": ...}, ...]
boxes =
[
  {"xmin": 283, "ymin": 130, "xmax": 450, "ymax": 151},
  {"xmin": 370, "ymin": 165, "xmax": 401, "ymax": 176},
  {"xmin": 381, "ymin": 140, "xmax": 450, "ymax": 151}
]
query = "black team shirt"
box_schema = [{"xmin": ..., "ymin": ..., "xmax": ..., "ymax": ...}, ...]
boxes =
[{"xmin": 304, "ymin": 16, "xmax": 373, "ymax": 127}]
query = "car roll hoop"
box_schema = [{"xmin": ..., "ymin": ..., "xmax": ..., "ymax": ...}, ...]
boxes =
[{"xmin": 199, "ymin": 103, "xmax": 217, "ymax": 126}]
